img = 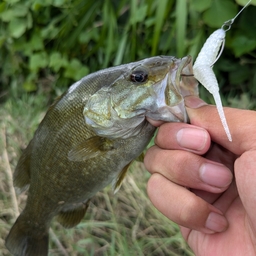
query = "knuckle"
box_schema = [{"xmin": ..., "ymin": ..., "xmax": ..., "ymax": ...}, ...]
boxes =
[
  {"xmin": 146, "ymin": 173, "xmax": 163, "ymax": 202},
  {"xmin": 178, "ymin": 194, "xmax": 209, "ymax": 227},
  {"xmin": 143, "ymin": 146, "xmax": 157, "ymax": 169},
  {"xmin": 144, "ymin": 147, "xmax": 168, "ymax": 173},
  {"xmin": 155, "ymin": 123, "xmax": 174, "ymax": 146},
  {"xmin": 178, "ymin": 195, "xmax": 199, "ymax": 223}
]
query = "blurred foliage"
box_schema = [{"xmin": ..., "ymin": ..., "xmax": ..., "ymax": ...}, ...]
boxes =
[{"xmin": 0, "ymin": 0, "xmax": 256, "ymax": 102}]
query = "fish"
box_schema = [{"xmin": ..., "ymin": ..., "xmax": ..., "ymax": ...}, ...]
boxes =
[{"xmin": 5, "ymin": 55, "xmax": 198, "ymax": 256}]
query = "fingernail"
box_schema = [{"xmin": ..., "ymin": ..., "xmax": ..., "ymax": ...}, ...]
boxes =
[
  {"xmin": 199, "ymin": 163, "xmax": 232, "ymax": 188},
  {"xmin": 205, "ymin": 212, "xmax": 228, "ymax": 232},
  {"xmin": 185, "ymin": 96, "xmax": 207, "ymax": 109},
  {"xmin": 176, "ymin": 128, "xmax": 208, "ymax": 151}
]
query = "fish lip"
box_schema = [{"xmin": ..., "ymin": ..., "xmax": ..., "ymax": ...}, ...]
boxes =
[{"xmin": 172, "ymin": 56, "xmax": 193, "ymax": 92}]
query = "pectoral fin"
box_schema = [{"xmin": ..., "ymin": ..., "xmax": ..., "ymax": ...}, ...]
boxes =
[
  {"xmin": 68, "ymin": 136, "xmax": 116, "ymax": 162},
  {"xmin": 112, "ymin": 162, "xmax": 132, "ymax": 194},
  {"xmin": 56, "ymin": 201, "xmax": 90, "ymax": 228}
]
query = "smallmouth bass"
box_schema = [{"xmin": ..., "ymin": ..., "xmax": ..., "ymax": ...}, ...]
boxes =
[{"xmin": 6, "ymin": 56, "xmax": 198, "ymax": 256}]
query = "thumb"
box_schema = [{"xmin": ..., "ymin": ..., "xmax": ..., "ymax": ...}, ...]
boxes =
[{"xmin": 185, "ymin": 96, "xmax": 256, "ymax": 155}]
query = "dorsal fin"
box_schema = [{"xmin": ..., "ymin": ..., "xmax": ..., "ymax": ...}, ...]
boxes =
[{"xmin": 47, "ymin": 92, "xmax": 67, "ymax": 112}]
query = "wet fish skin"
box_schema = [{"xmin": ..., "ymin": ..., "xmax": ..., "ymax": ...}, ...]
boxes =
[{"xmin": 5, "ymin": 56, "xmax": 198, "ymax": 256}]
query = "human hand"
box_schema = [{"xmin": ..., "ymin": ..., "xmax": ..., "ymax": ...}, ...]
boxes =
[{"xmin": 144, "ymin": 96, "xmax": 256, "ymax": 256}]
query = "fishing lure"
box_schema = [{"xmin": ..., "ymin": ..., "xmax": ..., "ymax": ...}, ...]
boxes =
[{"xmin": 193, "ymin": 0, "xmax": 251, "ymax": 142}]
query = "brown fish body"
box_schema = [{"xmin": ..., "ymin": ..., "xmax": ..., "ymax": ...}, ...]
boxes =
[{"xmin": 6, "ymin": 56, "xmax": 198, "ymax": 255}]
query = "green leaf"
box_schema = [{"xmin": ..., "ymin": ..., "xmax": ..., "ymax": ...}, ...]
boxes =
[
  {"xmin": 31, "ymin": 2, "xmax": 42, "ymax": 11},
  {"xmin": 203, "ymin": 0, "xmax": 238, "ymax": 28},
  {"xmin": 236, "ymin": 0, "xmax": 256, "ymax": 6},
  {"xmin": 0, "ymin": 4, "xmax": 28, "ymax": 21},
  {"xmin": 229, "ymin": 65, "xmax": 252, "ymax": 85},
  {"xmin": 1, "ymin": 10, "xmax": 15, "ymax": 21},
  {"xmin": 237, "ymin": 7, "xmax": 256, "ymax": 38},
  {"xmin": 228, "ymin": 93, "xmax": 254, "ymax": 109},
  {"xmin": 22, "ymin": 81, "xmax": 37, "ymax": 92},
  {"xmin": 49, "ymin": 52, "xmax": 68, "ymax": 72},
  {"xmin": 151, "ymin": 0, "xmax": 169, "ymax": 55},
  {"xmin": 53, "ymin": 0, "xmax": 66, "ymax": 7},
  {"xmin": 41, "ymin": 23, "xmax": 60, "ymax": 39},
  {"xmin": 0, "ymin": 35, "xmax": 5, "ymax": 47},
  {"xmin": 64, "ymin": 59, "xmax": 89, "ymax": 80},
  {"xmin": 176, "ymin": 0, "xmax": 187, "ymax": 57},
  {"xmin": 32, "ymin": 0, "xmax": 53, "ymax": 7},
  {"xmin": 0, "ymin": 2, "xmax": 6, "ymax": 14},
  {"xmin": 101, "ymin": 1, "xmax": 117, "ymax": 68},
  {"xmin": 29, "ymin": 52, "xmax": 49, "ymax": 72},
  {"xmin": 114, "ymin": 33, "xmax": 128, "ymax": 66},
  {"xmin": 8, "ymin": 18, "xmax": 27, "ymax": 38},
  {"xmin": 187, "ymin": 29, "xmax": 204, "ymax": 59},
  {"xmin": 27, "ymin": 12, "xmax": 33, "ymax": 29},
  {"xmin": 129, "ymin": 5, "xmax": 148, "ymax": 25},
  {"xmin": 29, "ymin": 32, "xmax": 44, "ymax": 51},
  {"xmin": 231, "ymin": 35, "xmax": 256, "ymax": 56},
  {"xmin": 78, "ymin": 29, "xmax": 99, "ymax": 44},
  {"xmin": 190, "ymin": 0, "xmax": 212, "ymax": 12},
  {"xmin": 3, "ymin": 0, "xmax": 19, "ymax": 4}
]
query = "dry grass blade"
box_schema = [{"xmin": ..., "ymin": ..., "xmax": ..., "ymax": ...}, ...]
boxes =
[
  {"xmin": 49, "ymin": 229, "xmax": 69, "ymax": 256},
  {"xmin": 1, "ymin": 126, "xmax": 19, "ymax": 220}
]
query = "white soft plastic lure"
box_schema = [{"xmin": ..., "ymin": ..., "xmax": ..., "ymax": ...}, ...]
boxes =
[{"xmin": 193, "ymin": 0, "xmax": 251, "ymax": 142}]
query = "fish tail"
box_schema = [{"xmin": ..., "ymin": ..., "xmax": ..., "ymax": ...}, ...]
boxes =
[{"xmin": 5, "ymin": 214, "xmax": 49, "ymax": 256}]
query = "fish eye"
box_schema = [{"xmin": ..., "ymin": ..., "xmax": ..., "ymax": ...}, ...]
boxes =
[{"xmin": 130, "ymin": 70, "xmax": 148, "ymax": 83}]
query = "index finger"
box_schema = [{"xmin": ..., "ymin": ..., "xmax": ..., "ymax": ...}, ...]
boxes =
[{"xmin": 185, "ymin": 96, "xmax": 256, "ymax": 155}]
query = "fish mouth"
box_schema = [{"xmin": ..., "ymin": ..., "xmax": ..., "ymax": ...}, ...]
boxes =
[
  {"xmin": 165, "ymin": 56, "xmax": 199, "ymax": 122},
  {"xmin": 146, "ymin": 55, "xmax": 198, "ymax": 124}
]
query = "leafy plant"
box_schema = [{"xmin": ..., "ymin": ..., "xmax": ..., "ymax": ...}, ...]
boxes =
[{"xmin": 0, "ymin": 0, "xmax": 255, "ymax": 102}]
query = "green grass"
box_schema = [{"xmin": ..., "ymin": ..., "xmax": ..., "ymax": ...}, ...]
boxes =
[{"xmin": 0, "ymin": 92, "xmax": 194, "ymax": 256}]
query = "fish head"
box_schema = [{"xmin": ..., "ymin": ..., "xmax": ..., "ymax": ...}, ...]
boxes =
[{"xmin": 83, "ymin": 56, "xmax": 198, "ymax": 139}]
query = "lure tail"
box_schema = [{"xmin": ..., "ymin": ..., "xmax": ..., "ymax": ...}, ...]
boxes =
[
  {"xmin": 211, "ymin": 92, "xmax": 232, "ymax": 142},
  {"xmin": 193, "ymin": 65, "xmax": 232, "ymax": 142},
  {"xmin": 5, "ymin": 213, "xmax": 49, "ymax": 256}
]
